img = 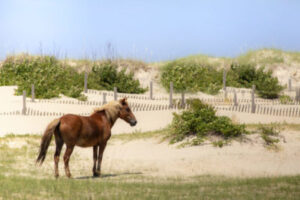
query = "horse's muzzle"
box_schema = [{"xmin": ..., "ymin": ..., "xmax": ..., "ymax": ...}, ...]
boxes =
[{"xmin": 129, "ymin": 119, "xmax": 137, "ymax": 126}]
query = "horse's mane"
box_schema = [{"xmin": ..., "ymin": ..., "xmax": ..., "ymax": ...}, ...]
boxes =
[{"xmin": 93, "ymin": 100, "xmax": 122, "ymax": 123}]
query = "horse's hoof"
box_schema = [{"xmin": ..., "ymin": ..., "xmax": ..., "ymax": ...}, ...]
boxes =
[
  {"xmin": 66, "ymin": 173, "xmax": 72, "ymax": 178},
  {"xmin": 93, "ymin": 172, "xmax": 100, "ymax": 177}
]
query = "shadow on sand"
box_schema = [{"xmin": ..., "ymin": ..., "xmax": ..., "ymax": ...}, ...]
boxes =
[{"xmin": 75, "ymin": 172, "xmax": 143, "ymax": 180}]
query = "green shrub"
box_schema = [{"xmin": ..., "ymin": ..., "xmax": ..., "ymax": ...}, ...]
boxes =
[
  {"xmin": 160, "ymin": 60, "xmax": 222, "ymax": 94},
  {"xmin": 0, "ymin": 56, "xmax": 146, "ymax": 99},
  {"xmin": 228, "ymin": 64, "xmax": 284, "ymax": 99},
  {"xmin": 169, "ymin": 99, "xmax": 247, "ymax": 145},
  {"xmin": 0, "ymin": 55, "xmax": 85, "ymax": 99},
  {"xmin": 227, "ymin": 63, "xmax": 257, "ymax": 88},
  {"xmin": 88, "ymin": 61, "xmax": 146, "ymax": 93},
  {"xmin": 253, "ymin": 67, "xmax": 283, "ymax": 99},
  {"xmin": 160, "ymin": 61, "xmax": 283, "ymax": 99}
]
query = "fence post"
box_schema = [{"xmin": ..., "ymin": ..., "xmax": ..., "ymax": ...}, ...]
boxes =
[
  {"xmin": 22, "ymin": 90, "xmax": 27, "ymax": 115},
  {"xmin": 181, "ymin": 92, "xmax": 185, "ymax": 108},
  {"xmin": 223, "ymin": 68, "xmax": 226, "ymax": 90},
  {"xmin": 103, "ymin": 92, "xmax": 107, "ymax": 105},
  {"xmin": 31, "ymin": 84, "xmax": 35, "ymax": 102},
  {"xmin": 84, "ymin": 71, "xmax": 88, "ymax": 93},
  {"xmin": 288, "ymin": 78, "xmax": 292, "ymax": 92},
  {"xmin": 114, "ymin": 87, "xmax": 117, "ymax": 100},
  {"xmin": 224, "ymin": 89, "xmax": 227, "ymax": 100},
  {"xmin": 233, "ymin": 89, "xmax": 238, "ymax": 106},
  {"xmin": 150, "ymin": 81, "xmax": 153, "ymax": 100},
  {"xmin": 223, "ymin": 69, "xmax": 227, "ymax": 99},
  {"xmin": 296, "ymin": 87, "xmax": 300, "ymax": 101},
  {"xmin": 251, "ymin": 85, "xmax": 256, "ymax": 113},
  {"xmin": 169, "ymin": 82, "xmax": 173, "ymax": 108}
]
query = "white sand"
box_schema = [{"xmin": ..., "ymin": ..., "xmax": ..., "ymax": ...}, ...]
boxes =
[
  {"xmin": 100, "ymin": 132, "xmax": 300, "ymax": 177},
  {"xmin": 1, "ymin": 85, "xmax": 300, "ymax": 135},
  {"xmin": 1, "ymin": 85, "xmax": 300, "ymax": 178},
  {"xmin": 33, "ymin": 131, "xmax": 300, "ymax": 178}
]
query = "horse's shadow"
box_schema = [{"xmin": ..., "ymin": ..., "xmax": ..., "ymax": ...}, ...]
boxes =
[{"xmin": 75, "ymin": 172, "xmax": 142, "ymax": 179}]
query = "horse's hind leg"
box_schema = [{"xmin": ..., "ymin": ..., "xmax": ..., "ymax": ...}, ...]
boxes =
[
  {"xmin": 54, "ymin": 135, "xmax": 64, "ymax": 178},
  {"xmin": 63, "ymin": 145, "xmax": 74, "ymax": 178},
  {"xmin": 93, "ymin": 145, "xmax": 99, "ymax": 177}
]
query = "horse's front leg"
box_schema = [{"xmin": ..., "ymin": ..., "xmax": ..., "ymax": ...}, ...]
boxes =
[
  {"xmin": 96, "ymin": 141, "xmax": 107, "ymax": 177},
  {"xmin": 93, "ymin": 145, "xmax": 99, "ymax": 177}
]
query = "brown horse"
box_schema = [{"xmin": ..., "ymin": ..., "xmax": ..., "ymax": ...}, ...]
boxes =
[{"xmin": 36, "ymin": 98, "xmax": 137, "ymax": 178}]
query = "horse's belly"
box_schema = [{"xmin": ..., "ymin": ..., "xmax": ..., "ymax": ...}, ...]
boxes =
[{"xmin": 76, "ymin": 134, "xmax": 100, "ymax": 147}]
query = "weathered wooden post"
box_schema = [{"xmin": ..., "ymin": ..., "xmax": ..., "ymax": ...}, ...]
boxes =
[
  {"xmin": 233, "ymin": 89, "xmax": 238, "ymax": 106},
  {"xmin": 169, "ymin": 82, "xmax": 173, "ymax": 108},
  {"xmin": 103, "ymin": 92, "xmax": 107, "ymax": 105},
  {"xmin": 22, "ymin": 90, "xmax": 27, "ymax": 115},
  {"xmin": 223, "ymin": 68, "xmax": 226, "ymax": 90},
  {"xmin": 114, "ymin": 87, "xmax": 117, "ymax": 100},
  {"xmin": 224, "ymin": 89, "xmax": 227, "ymax": 100},
  {"xmin": 251, "ymin": 85, "xmax": 256, "ymax": 113},
  {"xmin": 295, "ymin": 87, "xmax": 299, "ymax": 101},
  {"xmin": 31, "ymin": 84, "xmax": 35, "ymax": 102},
  {"xmin": 84, "ymin": 71, "xmax": 88, "ymax": 93},
  {"xmin": 181, "ymin": 92, "xmax": 185, "ymax": 108},
  {"xmin": 150, "ymin": 81, "xmax": 153, "ymax": 100},
  {"xmin": 223, "ymin": 69, "xmax": 227, "ymax": 99},
  {"xmin": 288, "ymin": 78, "xmax": 292, "ymax": 92}
]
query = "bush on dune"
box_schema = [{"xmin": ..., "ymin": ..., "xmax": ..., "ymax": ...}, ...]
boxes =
[
  {"xmin": 169, "ymin": 99, "xmax": 247, "ymax": 146},
  {"xmin": 0, "ymin": 55, "xmax": 85, "ymax": 99},
  {"xmin": 227, "ymin": 64, "xmax": 283, "ymax": 99},
  {"xmin": 161, "ymin": 60, "xmax": 283, "ymax": 99},
  {"xmin": 88, "ymin": 61, "xmax": 146, "ymax": 94},
  {"xmin": 0, "ymin": 55, "xmax": 146, "ymax": 99},
  {"xmin": 160, "ymin": 60, "xmax": 222, "ymax": 95}
]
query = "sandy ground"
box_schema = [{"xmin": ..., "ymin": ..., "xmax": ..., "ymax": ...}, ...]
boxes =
[
  {"xmin": 93, "ymin": 132, "xmax": 300, "ymax": 178},
  {"xmin": 1, "ymin": 86, "xmax": 300, "ymax": 135},
  {"xmin": 1, "ymin": 85, "xmax": 300, "ymax": 178},
  {"xmin": 17, "ymin": 130, "xmax": 299, "ymax": 178}
]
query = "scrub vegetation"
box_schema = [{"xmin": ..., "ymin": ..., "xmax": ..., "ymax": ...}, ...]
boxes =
[{"xmin": 0, "ymin": 55, "xmax": 146, "ymax": 99}]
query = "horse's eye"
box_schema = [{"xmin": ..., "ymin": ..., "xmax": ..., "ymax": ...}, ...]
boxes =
[{"xmin": 126, "ymin": 108, "xmax": 130, "ymax": 112}]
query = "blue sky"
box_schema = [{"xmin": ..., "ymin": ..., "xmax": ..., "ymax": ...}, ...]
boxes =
[{"xmin": 0, "ymin": 0, "xmax": 300, "ymax": 61}]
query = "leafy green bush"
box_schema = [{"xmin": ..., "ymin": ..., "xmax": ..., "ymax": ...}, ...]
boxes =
[
  {"xmin": 160, "ymin": 60, "xmax": 222, "ymax": 94},
  {"xmin": 169, "ymin": 99, "xmax": 247, "ymax": 145},
  {"xmin": 227, "ymin": 64, "xmax": 283, "ymax": 99},
  {"xmin": 88, "ymin": 61, "xmax": 146, "ymax": 93},
  {"xmin": 160, "ymin": 61, "xmax": 283, "ymax": 99},
  {"xmin": 0, "ymin": 56, "xmax": 146, "ymax": 99},
  {"xmin": 226, "ymin": 63, "xmax": 257, "ymax": 88},
  {"xmin": 0, "ymin": 55, "xmax": 86, "ymax": 99}
]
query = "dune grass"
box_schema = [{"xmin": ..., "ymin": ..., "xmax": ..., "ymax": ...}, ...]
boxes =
[{"xmin": 170, "ymin": 48, "xmax": 300, "ymax": 68}]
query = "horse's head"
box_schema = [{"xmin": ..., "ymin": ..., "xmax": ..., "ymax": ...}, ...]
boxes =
[{"xmin": 119, "ymin": 98, "xmax": 137, "ymax": 127}]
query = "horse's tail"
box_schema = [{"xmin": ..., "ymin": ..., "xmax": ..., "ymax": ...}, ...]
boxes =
[{"xmin": 36, "ymin": 118, "xmax": 60, "ymax": 165}]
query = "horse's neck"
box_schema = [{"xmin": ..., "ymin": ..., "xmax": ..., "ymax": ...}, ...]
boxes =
[{"xmin": 91, "ymin": 110, "xmax": 118, "ymax": 129}]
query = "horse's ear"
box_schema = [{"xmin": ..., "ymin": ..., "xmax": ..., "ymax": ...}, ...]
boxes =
[{"xmin": 120, "ymin": 97, "xmax": 127, "ymax": 105}]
